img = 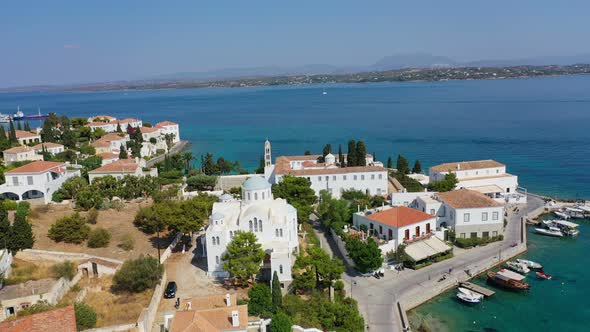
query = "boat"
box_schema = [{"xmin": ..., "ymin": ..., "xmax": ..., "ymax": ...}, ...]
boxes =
[
  {"xmin": 576, "ymin": 205, "xmax": 590, "ymax": 214},
  {"xmin": 487, "ymin": 271, "xmax": 530, "ymax": 291},
  {"xmin": 565, "ymin": 207, "xmax": 585, "ymax": 219},
  {"xmin": 535, "ymin": 227, "xmax": 563, "ymax": 237},
  {"xmin": 0, "ymin": 113, "xmax": 10, "ymax": 123},
  {"xmin": 516, "ymin": 259, "xmax": 543, "ymax": 270},
  {"xmin": 554, "ymin": 211, "xmax": 570, "ymax": 220},
  {"xmin": 457, "ymin": 287, "xmax": 484, "ymax": 300},
  {"xmin": 457, "ymin": 292, "xmax": 481, "ymax": 303},
  {"xmin": 506, "ymin": 261, "xmax": 530, "ymax": 274},
  {"xmin": 498, "ymin": 269, "xmax": 526, "ymax": 281},
  {"xmin": 536, "ymin": 271, "xmax": 552, "ymax": 280},
  {"xmin": 549, "ymin": 219, "xmax": 580, "ymax": 237},
  {"xmin": 322, "ymin": 91, "xmax": 328, "ymax": 95},
  {"xmin": 12, "ymin": 107, "xmax": 49, "ymax": 121}
]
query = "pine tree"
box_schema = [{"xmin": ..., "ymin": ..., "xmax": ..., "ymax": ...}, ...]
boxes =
[
  {"xmin": 0, "ymin": 126, "xmax": 9, "ymax": 150},
  {"xmin": 387, "ymin": 156, "xmax": 393, "ymax": 169},
  {"xmin": 0, "ymin": 204, "xmax": 10, "ymax": 250},
  {"xmin": 8, "ymin": 120, "xmax": 17, "ymax": 144},
  {"xmin": 271, "ymin": 271, "xmax": 282, "ymax": 313},
  {"xmin": 9, "ymin": 209, "xmax": 34, "ymax": 254},
  {"xmin": 24, "ymin": 122, "xmax": 31, "ymax": 131},
  {"xmin": 119, "ymin": 145, "xmax": 128, "ymax": 159},
  {"xmin": 412, "ymin": 160, "xmax": 422, "ymax": 174},
  {"xmin": 356, "ymin": 141, "xmax": 367, "ymax": 166},
  {"xmin": 17, "ymin": 122, "xmax": 22, "ymax": 131},
  {"xmin": 396, "ymin": 155, "xmax": 410, "ymax": 174},
  {"xmin": 346, "ymin": 140, "xmax": 357, "ymax": 167},
  {"xmin": 322, "ymin": 144, "xmax": 332, "ymax": 160},
  {"xmin": 338, "ymin": 144, "xmax": 344, "ymax": 166}
]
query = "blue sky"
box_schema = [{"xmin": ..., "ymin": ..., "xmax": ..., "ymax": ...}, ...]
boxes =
[{"xmin": 1, "ymin": 0, "xmax": 589, "ymax": 87}]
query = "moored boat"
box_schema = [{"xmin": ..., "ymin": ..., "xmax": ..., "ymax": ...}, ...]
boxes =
[
  {"xmin": 516, "ymin": 259, "xmax": 543, "ymax": 270},
  {"xmin": 457, "ymin": 292, "xmax": 481, "ymax": 303},
  {"xmin": 487, "ymin": 271, "xmax": 530, "ymax": 291},
  {"xmin": 0, "ymin": 113, "xmax": 10, "ymax": 123},
  {"xmin": 536, "ymin": 271, "xmax": 552, "ymax": 280},
  {"xmin": 554, "ymin": 211, "xmax": 570, "ymax": 219},
  {"xmin": 506, "ymin": 261, "xmax": 530, "ymax": 274},
  {"xmin": 457, "ymin": 287, "xmax": 484, "ymax": 300},
  {"xmin": 535, "ymin": 227, "xmax": 563, "ymax": 237}
]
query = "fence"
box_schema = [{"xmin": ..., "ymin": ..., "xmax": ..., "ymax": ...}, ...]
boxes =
[
  {"xmin": 160, "ymin": 232, "xmax": 183, "ymax": 263},
  {"xmin": 136, "ymin": 271, "xmax": 167, "ymax": 332}
]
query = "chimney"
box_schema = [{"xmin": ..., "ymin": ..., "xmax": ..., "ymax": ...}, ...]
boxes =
[
  {"xmin": 225, "ymin": 293, "xmax": 231, "ymax": 307},
  {"xmin": 231, "ymin": 310, "xmax": 240, "ymax": 327},
  {"xmin": 457, "ymin": 163, "xmax": 461, "ymax": 170}
]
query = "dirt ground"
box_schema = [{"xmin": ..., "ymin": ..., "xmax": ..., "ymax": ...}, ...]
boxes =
[
  {"xmin": 4, "ymin": 258, "xmax": 57, "ymax": 285},
  {"xmin": 30, "ymin": 201, "xmax": 171, "ymax": 261}
]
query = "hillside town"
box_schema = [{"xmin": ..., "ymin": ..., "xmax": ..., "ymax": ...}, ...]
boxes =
[{"xmin": 0, "ymin": 126, "xmax": 586, "ymax": 332}]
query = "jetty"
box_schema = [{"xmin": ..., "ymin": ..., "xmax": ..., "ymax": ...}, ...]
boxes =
[{"xmin": 459, "ymin": 281, "xmax": 495, "ymax": 297}]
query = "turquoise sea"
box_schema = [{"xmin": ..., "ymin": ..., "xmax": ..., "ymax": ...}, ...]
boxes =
[
  {"xmin": 410, "ymin": 215, "xmax": 590, "ymax": 332},
  {"xmin": 1, "ymin": 75, "xmax": 589, "ymax": 199}
]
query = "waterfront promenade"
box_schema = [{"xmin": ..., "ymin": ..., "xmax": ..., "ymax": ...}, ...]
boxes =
[
  {"xmin": 316, "ymin": 195, "xmax": 544, "ymax": 332},
  {"xmin": 145, "ymin": 140, "xmax": 189, "ymax": 167}
]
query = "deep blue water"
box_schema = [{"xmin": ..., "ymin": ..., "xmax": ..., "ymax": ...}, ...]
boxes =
[{"xmin": 1, "ymin": 75, "xmax": 589, "ymax": 198}]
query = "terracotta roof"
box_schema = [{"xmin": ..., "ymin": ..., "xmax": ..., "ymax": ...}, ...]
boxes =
[
  {"xmin": 170, "ymin": 298, "xmax": 248, "ymax": 332},
  {"xmin": 0, "ymin": 278, "xmax": 56, "ymax": 300},
  {"xmin": 155, "ymin": 121, "xmax": 178, "ymax": 127},
  {"xmin": 436, "ymin": 189, "xmax": 503, "ymax": 209},
  {"xmin": 0, "ymin": 305, "xmax": 76, "ymax": 332},
  {"xmin": 180, "ymin": 294, "xmax": 238, "ymax": 311},
  {"xmin": 86, "ymin": 121, "xmax": 112, "ymax": 127},
  {"xmin": 3, "ymin": 145, "xmax": 35, "ymax": 154},
  {"xmin": 5, "ymin": 161, "xmax": 66, "ymax": 174},
  {"xmin": 32, "ymin": 142, "xmax": 64, "ymax": 151},
  {"xmin": 101, "ymin": 133, "xmax": 127, "ymax": 141},
  {"xmin": 89, "ymin": 159, "xmax": 139, "ymax": 173},
  {"xmin": 430, "ymin": 160, "xmax": 504, "ymax": 172},
  {"xmin": 92, "ymin": 115, "xmax": 116, "ymax": 120},
  {"xmin": 274, "ymin": 156, "xmax": 386, "ymax": 176},
  {"xmin": 140, "ymin": 126, "xmax": 159, "ymax": 134},
  {"xmin": 78, "ymin": 257, "xmax": 121, "ymax": 269},
  {"xmin": 116, "ymin": 118, "xmax": 140, "ymax": 124},
  {"xmin": 365, "ymin": 206, "xmax": 435, "ymax": 228},
  {"xmin": 96, "ymin": 152, "xmax": 119, "ymax": 160},
  {"xmin": 12, "ymin": 130, "xmax": 40, "ymax": 139},
  {"xmin": 91, "ymin": 140, "xmax": 110, "ymax": 147}
]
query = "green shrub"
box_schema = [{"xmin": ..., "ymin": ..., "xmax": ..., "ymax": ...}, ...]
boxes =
[
  {"xmin": 118, "ymin": 233, "xmax": 135, "ymax": 251},
  {"xmin": 74, "ymin": 302, "xmax": 97, "ymax": 330},
  {"xmin": 86, "ymin": 208, "xmax": 99, "ymax": 224},
  {"xmin": 112, "ymin": 255, "xmax": 163, "ymax": 293},
  {"xmin": 52, "ymin": 261, "xmax": 77, "ymax": 280},
  {"xmin": 48, "ymin": 213, "xmax": 91, "ymax": 244},
  {"xmin": 87, "ymin": 228, "xmax": 111, "ymax": 248},
  {"xmin": 3, "ymin": 199, "xmax": 18, "ymax": 211},
  {"xmin": 270, "ymin": 311, "xmax": 292, "ymax": 332},
  {"xmin": 247, "ymin": 283, "xmax": 273, "ymax": 318},
  {"xmin": 52, "ymin": 191, "xmax": 64, "ymax": 203}
]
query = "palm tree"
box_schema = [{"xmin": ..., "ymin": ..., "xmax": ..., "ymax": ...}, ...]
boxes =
[{"xmin": 181, "ymin": 152, "xmax": 194, "ymax": 171}]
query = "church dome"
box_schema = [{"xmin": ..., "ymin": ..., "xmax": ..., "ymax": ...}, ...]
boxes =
[
  {"xmin": 211, "ymin": 212, "xmax": 225, "ymax": 220},
  {"xmin": 220, "ymin": 193, "xmax": 233, "ymax": 202},
  {"xmin": 242, "ymin": 177, "xmax": 271, "ymax": 191}
]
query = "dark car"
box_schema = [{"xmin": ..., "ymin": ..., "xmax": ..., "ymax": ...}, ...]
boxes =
[{"xmin": 164, "ymin": 281, "xmax": 177, "ymax": 298}]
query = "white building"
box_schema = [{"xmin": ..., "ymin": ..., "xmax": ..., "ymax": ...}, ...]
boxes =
[
  {"xmin": 32, "ymin": 142, "xmax": 65, "ymax": 155},
  {"xmin": 353, "ymin": 206, "xmax": 436, "ymax": 247},
  {"xmin": 91, "ymin": 133, "xmax": 129, "ymax": 155},
  {"xmin": 155, "ymin": 121, "xmax": 180, "ymax": 143},
  {"xmin": 416, "ymin": 189, "xmax": 505, "ymax": 239},
  {"xmin": 85, "ymin": 118, "xmax": 142, "ymax": 133},
  {"xmin": 0, "ymin": 249, "xmax": 12, "ymax": 279},
  {"xmin": 96, "ymin": 152, "xmax": 120, "ymax": 165},
  {"xmin": 2, "ymin": 146, "xmax": 43, "ymax": 165},
  {"xmin": 88, "ymin": 158, "xmax": 158, "ymax": 183},
  {"xmin": 429, "ymin": 160, "xmax": 524, "ymax": 203},
  {"xmin": 10, "ymin": 130, "xmax": 41, "ymax": 146},
  {"xmin": 263, "ymin": 140, "xmax": 388, "ymax": 199},
  {"xmin": 0, "ymin": 161, "xmax": 81, "ymax": 204},
  {"xmin": 205, "ymin": 177, "xmax": 299, "ymax": 288}
]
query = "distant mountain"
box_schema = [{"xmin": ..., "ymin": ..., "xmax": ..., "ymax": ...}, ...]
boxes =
[
  {"xmin": 465, "ymin": 54, "xmax": 590, "ymax": 67},
  {"xmin": 370, "ymin": 53, "xmax": 457, "ymax": 71}
]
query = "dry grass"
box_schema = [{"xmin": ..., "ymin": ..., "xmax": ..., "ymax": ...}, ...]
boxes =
[
  {"xmin": 30, "ymin": 200, "xmax": 169, "ymax": 261},
  {"xmin": 5, "ymin": 258, "xmax": 57, "ymax": 285}
]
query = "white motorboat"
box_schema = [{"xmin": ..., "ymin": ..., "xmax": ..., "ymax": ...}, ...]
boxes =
[
  {"xmin": 554, "ymin": 211, "xmax": 570, "ymax": 220},
  {"xmin": 457, "ymin": 287, "xmax": 484, "ymax": 300},
  {"xmin": 565, "ymin": 207, "xmax": 585, "ymax": 219},
  {"xmin": 456, "ymin": 292, "xmax": 481, "ymax": 304},
  {"xmin": 0, "ymin": 113, "xmax": 10, "ymax": 123},
  {"xmin": 576, "ymin": 205, "xmax": 590, "ymax": 214},
  {"xmin": 506, "ymin": 261, "xmax": 530, "ymax": 274},
  {"xmin": 498, "ymin": 269, "xmax": 526, "ymax": 281},
  {"xmin": 516, "ymin": 259, "xmax": 543, "ymax": 270},
  {"xmin": 535, "ymin": 227, "xmax": 563, "ymax": 237}
]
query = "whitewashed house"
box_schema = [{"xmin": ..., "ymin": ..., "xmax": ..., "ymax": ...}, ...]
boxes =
[
  {"xmin": 155, "ymin": 121, "xmax": 180, "ymax": 143},
  {"xmin": 0, "ymin": 161, "xmax": 80, "ymax": 204},
  {"xmin": 32, "ymin": 142, "xmax": 65, "ymax": 155},
  {"xmin": 88, "ymin": 158, "xmax": 157, "ymax": 183},
  {"xmin": 10, "ymin": 130, "xmax": 41, "ymax": 146},
  {"xmin": 2, "ymin": 146, "xmax": 43, "ymax": 165},
  {"xmin": 85, "ymin": 118, "xmax": 142, "ymax": 133},
  {"xmin": 96, "ymin": 152, "xmax": 120, "ymax": 165},
  {"xmin": 204, "ymin": 177, "xmax": 299, "ymax": 288},
  {"xmin": 264, "ymin": 140, "xmax": 388, "ymax": 199},
  {"xmin": 429, "ymin": 160, "xmax": 524, "ymax": 203}
]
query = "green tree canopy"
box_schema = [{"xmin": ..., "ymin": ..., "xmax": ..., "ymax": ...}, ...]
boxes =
[
  {"xmin": 345, "ymin": 237, "xmax": 383, "ymax": 273},
  {"xmin": 112, "ymin": 255, "xmax": 163, "ymax": 293},
  {"xmin": 186, "ymin": 174, "xmax": 218, "ymax": 191},
  {"xmin": 429, "ymin": 172, "xmax": 458, "ymax": 192},
  {"xmin": 346, "ymin": 139, "xmax": 357, "ymax": 166},
  {"xmin": 221, "ymin": 231, "xmax": 265, "ymax": 283},
  {"xmin": 387, "ymin": 156, "xmax": 393, "ymax": 169},
  {"xmin": 75, "ymin": 303, "xmax": 97, "ymax": 330},
  {"xmin": 396, "ymin": 154, "xmax": 410, "ymax": 174},
  {"xmin": 412, "ymin": 160, "xmax": 422, "ymax": 174},
  {"xmin": 272, "ymin": 175, "xmax": 316, "ymax": 223},
  {"xmin": 270, "ymin": 311, "xmax": 292, "ymax": 332},
  {"xmin": 247, "ymin": 283, "xmax": 273, "ymax": 318},
  {"xmin": 47, "ymin": 213, "xmax": 91, "ymax": 244},
  {"xmin": 356, "ymin": 141, "xmax": 367, "ymax": 166},
  {"xmin": 271, "ymin": 271, "xmax": 282, "ymax": 313}
]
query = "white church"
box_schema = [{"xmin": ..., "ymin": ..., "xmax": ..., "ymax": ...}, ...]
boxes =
[{"xmin": 205, "ymin": 177, "xmax": 299, "ymax": 288}]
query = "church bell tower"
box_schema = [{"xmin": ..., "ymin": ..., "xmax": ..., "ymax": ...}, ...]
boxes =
[{"xmin": 264, "ymin": 139, "xmax": 272, "ymax": 167}]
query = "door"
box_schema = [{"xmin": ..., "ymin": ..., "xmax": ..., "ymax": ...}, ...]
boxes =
[
  {"xmin": 92, "ymin": 262, "xmax": 98, "ymax": 276},
  {"xmin": 415, "ymin": 226, "xmax": 420, "ymax": 237},
  {"xmin": 404, "ymin": 229, "xmax": 410, "ymax": 240},
  {"xmin": 426, "ymin": 223, "xmax": 431, "ymax": 234},
  {"xmin": 378, "ymin": 225, "xmax": 383, "ymax": 235},
  {"xmin": 388, "ymin": 229, "xmax": 393, "ymax": 240}
]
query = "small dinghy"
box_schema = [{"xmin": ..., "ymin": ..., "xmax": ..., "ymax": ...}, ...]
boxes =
[
  {"xmin": 536, "ymin": 271, "xmax": 552, "ymax": 280},
  {"xmin": 516, "ymin": 259, "xmax": 543, "ymax": 270},
  {"xmin": 506, "ymin": 261, "xmax": 530, "ymax": 274},
  {"xmin": 457, "ymin": 292, "xmax": 481, "ymax": 304}
]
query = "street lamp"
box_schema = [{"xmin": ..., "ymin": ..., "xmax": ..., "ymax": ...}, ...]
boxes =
[{"xmin": 350, "ymin": 280, "xmax": 357, "ymax": 297}]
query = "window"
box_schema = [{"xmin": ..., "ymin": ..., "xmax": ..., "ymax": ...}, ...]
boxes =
[
  {"xmin": 318, "ymin": 176, "xmax": 322, "ymax": 181},
  {"xmin": 230, "ymin": 231, "xmax": 233, "ymax": 238},
  {"xmin": 325, "ymin": 176, "xmax": 329, "ymax": 181},
  {"xmin": 361, "ymin": 175, "xmax": 365, "ymax": 180},
  {"xmin": 464, "ymin": 213, "xmax": 470, "ymax": 222},
  {"xmin": 430, "ymin": 209, "xmax": 435, "ymax": 215},
  {"xmin": 216, "ymin": 236, "xmax": 220, "ymax": 244},
  {"xmin": 332, "ymin": 176, "xmax": 336, "ymax": 181},
  {"xmin": 482, "ymin": 231, "xmax": 489, "ymax": 238},
  {"xmin": 276, "ymin": 229, "xmax": 279, "ymax": 237},
  {"xmin": 254, "ymin": 193, "xmax": 258, "ymax": 200},
  {"xmin": 343, "ymin": 175, "xmax": 347, "ymax": 180},
  {"xmin": 482, "ymin": 212, "xmax": 488, "ymax": 221},
  {"xmin": 353, "ymin": 175, "xmax": 357, "ymax": 180},
  {"xmin": 259, "ymin": 220, "xmax": 263, "ymax": 232},
  {"xmin": 492, "ymin": 212, "xmax": 499, "ymax": 220},
  {"xmin": 371, "ymin": 174, "xmax": 375, "ymax": 180},
  {"xmin": 215, "ymin": 256, "xmax": 219, "ymax": 264},
  {"xmin": 247, "ymin": 193, "xmax": 251, "ymax": 200},
  {"xmin": 378, "ymin": 174, "xmax": 382, "ymax": 179},
  {"xmin": 27, "ymin": 176, "xmax": 33, "ymax": 185},
  {"xmin": 262, "ymin": 192, "xmax": 265, "ymax": 199},
  {"xmin": 460, "ymin": 233, "xmax": 466, "ymax": 238},
  {"xmin": 378, "ymin": 225, "xmax": 382, "ymax": 234},
  {"xmin": 12, "ymin": 177, "xmax": 18, "ymax": 186},
  {"xmin": 249, "ymin": 220, "xmax": 253, "ymax": 231},
  {"xmin": 212, "ymin": 237, "xmax": 216, "ymax": 245},
  {"xmin": 279, "ymin": 229, "xmax": 283, "ymax": 237},
  {"xmin": 470, "ymin": 232, "xmax": 477, "ymax": 238},
  {"xmin": 254, "ymin": 219, "xmax": 258, "ymax": 232},
  {"xmin": 492, "ymin": 231, "xmax": 498, "ymax": 237},
  {"xmin": 279, "ymin": 265, "xmax": 283, "ymax": 274},
  {"xmin": 496, "ymin": 169, "xmax": 499, "ymax": 174}
]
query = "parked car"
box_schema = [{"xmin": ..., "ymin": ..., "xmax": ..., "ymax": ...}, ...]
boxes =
[{"xmin": 164, "ymin": 281, "xmax": 177, "ymax": 298}]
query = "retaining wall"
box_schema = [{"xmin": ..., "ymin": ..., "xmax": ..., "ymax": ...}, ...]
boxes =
[
  {"xmin": 329, "ymin": 229, "xmax": 355, "ymax": 267},
  {"xmin": 160, "ymin": 233, "xmax": 183, "ymax": 264},
  {"xmin": 83, "ymin": 323, "xmax": 136, "ymax": 332},
  {"xmin": 137, "ymin": 271, "xmax": 167, "ymax": 332}
]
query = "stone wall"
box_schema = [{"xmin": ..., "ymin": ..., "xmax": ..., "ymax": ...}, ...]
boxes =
[
  {"xmin": 16, "ymin": 249, "xmax": 123, "ymax": 266},
  {"xmin": 329, "ymin": 229, "xmax": 355, "ymax": 268},
  {"xmin": 160, "ymin": 233, "xmax": 182, "ymax": 264},
  {"xmin": 137, "ymin": 271, "xmax": 167, "ymax": 332},
  {"xmin": 83, "ymin": 323, "xmax": 137, "ymax": 332}
]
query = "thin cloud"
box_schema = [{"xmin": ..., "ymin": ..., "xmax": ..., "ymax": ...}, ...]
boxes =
[{"xmin": 63, "ymin": 44, "xmax": 80, "ymax": 49}]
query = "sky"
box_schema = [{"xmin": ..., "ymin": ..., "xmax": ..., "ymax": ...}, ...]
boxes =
[{"xmin": 1, "ymin": 0, "xmax": 589, "ymax": 87}]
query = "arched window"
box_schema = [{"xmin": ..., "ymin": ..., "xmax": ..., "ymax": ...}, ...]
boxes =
[
  {"xmin": 276, "ymin": 229, "xmax": 279, "ymax": 237},
  {"xmin": 254, "ymin": 192, "xmax": 258, "ymax": 200},
  {"xmin": 216, "ymin": 236, "xmax": 220, "ymax": 244},
  {"xmin": 279, "ymin": 265, "xmax": 283, "ymax": 274},
  {"xmin": 215, "ymin": 220, "xmax": 218, "ymax": 225},
  {"xmin": 215, "ymin": 256, "xmax": 219, "ymax": 264},
  {"xmin": 262, "ymin": 192, "xmax": 265, "ymax": 200},
  {"xmin": 230, "ymin": 231, "xmax": 233, "ymax": 238},
  {"xmin": 259, "ymin": 220, "xmax": 263, "ymax": 232},
  {"xmin": 254, "ymin": 218, "xmax": 258, "ymax": 232},
  {"xmin": 247, "ymin": 193, "xmax": 251, "ymax": 200},
  {"xmin": 279, "ymin": 229, "xmax": 283, "ymax": 237},
  {"xmin": 249, "ymin": 220, "xmax": 253, "ymax": 231},
  {"xmin": 212, "ymin": 237, "xmax": 216, "ymax": 245}
]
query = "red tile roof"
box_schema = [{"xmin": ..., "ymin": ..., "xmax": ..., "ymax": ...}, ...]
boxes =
[
  {"xmin": 96, "ymin": 152, "xmax": 119, "ymax": 160},
  {"xmin": 89, "ymin": 159, "xmax": 139, "ymax": 173},
  {"xmin": 32, "ymin": 142, "xmax": 64, "ymax": 151},
  {"xmin": 3, "ymin": 145, "xmax": 35, "ymax": 154},
  {"xmin": 140, "ymin": 126, "xmax": 159, "ymax": 133},
  {"xmin": 365, "ymin": 206, "xmax": 435, "ymax": 228},
  {"xmin": 6, "ymin": 161, "xmax": 66, "ymax": 174},
  {"xmin": 155, "ymin": 121, "xmax": 178, "ymax": 127},
  {"xmin": 11, "ymin": 130, "xmax": 40, "ymax": 139},
  {"xmin": 0, "ymin": 305, "xmax": 77, "ymax": 332},
  {"xmin": 436, "ymin": 189, "xmax": 503, "ymax": 209},
  {"xmin": 430, "ymin": 160, "xmax": 504, "ymax": 172}
]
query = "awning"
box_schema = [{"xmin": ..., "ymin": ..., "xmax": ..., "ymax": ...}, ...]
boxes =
[
  {"xmin": 468, "ymin": 184, "xmax": 504, "ymax": 194},
  {"xmin": 405, "ymin": 237, "xmax": 451, "ymax": 262},
  {"xmin": 553, "ymin": 220, "xmax": 579, "ymax": 228}
]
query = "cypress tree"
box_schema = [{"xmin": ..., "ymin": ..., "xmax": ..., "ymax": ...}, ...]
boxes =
[
  {"xmin": 24, "ymin": 122, "xmax": 31, "ymax": 131},
  {"xmin": 0, "ymin": 204, "xmax": 10, "ymax": 250},
  {"xmin": 356, "ymin": 141, "xmax": 367, "ymax": 166},
  {"xmin": 10, "ymin": 207, "xmax": 34, "ymax": 254},
  {"xmin": 346, "ymin": 140, "xmax": 356, "ymax": 167},
  {"xmin": 271, "ymin": 271, "xmax": 282, "ymax": 313},
  {"xmin": 387, "ymin": 156, "xmax": 393, "ymax": 169},
  {"xmin": 338, "ymin": 144, "xmax": 344, "ymax": 166},
  {"xmin": 16, "ymin": 122, "xmax": 22, "ymax": 131},
  {"xmin": 412, "ymin": 160, "xmax": 422, "ymax": 174},
  {"xmin": 116, "ymin": 123, "xmax": 122, "ymax": 133},
  {"xmin": 8, "ymin": 120, "xmax": 17, "ymax": 144},
  {"xmin": 396, "ymin": 155, "xmax": 410, "ymax": 174},
  {"xmin": 119, "ymin": 145, "xmax": 128, "ymax": 159},
  {"xmin": 0, "ymin": 126, "xmax": 9, "ymax": 150}
]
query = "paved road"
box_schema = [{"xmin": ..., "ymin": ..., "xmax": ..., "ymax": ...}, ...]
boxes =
[
  {"xmin": 315, "ymin": 195, "xmax": 545, "ymax": 331},
  {"xmin": 146, "ymin": 140, "xmax": 189, "ymax": 168}
]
